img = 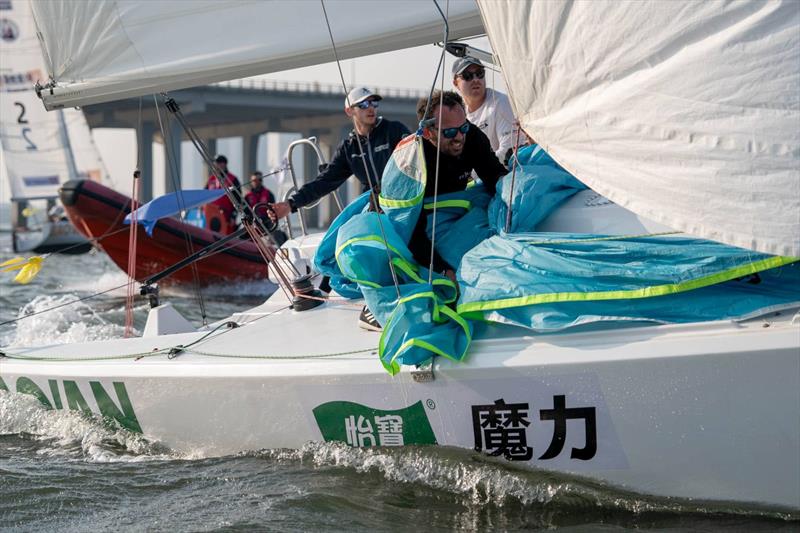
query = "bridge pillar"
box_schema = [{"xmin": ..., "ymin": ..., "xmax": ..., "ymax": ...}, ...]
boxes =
[
  {"xmin": 242, "ymin": 133, "xmax": 260, "ymax": 177},
  {"xmin": 201, "ymin": 138, "xmax": 217, "ymax": 184},
  {"xmin": 164, "ymin": 119, "xmax": 183, "ymax": 193},
  {"xmin": 136, "ymin": 121, "xmax": 155, "ymax": 201}
]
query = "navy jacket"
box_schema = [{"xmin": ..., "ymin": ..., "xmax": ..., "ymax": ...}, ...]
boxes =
[{"xmin": 291, "ymin": 118, "xmax": 410, "ymax": 209}]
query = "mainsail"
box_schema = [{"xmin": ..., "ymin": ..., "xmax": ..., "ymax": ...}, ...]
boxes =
[
  {"xmin": 30, "ymin": 0, "xmax": 483, "ymax": 110},
  {"xmin": 0, "ymin": 0, "xmax": 109, "ymax": 201},
  {"xmin": 478, "ymin": 0, "xmax": 800, "ymax": 257}
]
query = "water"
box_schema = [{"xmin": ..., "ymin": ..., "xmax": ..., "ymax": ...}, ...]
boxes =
[{"xmin": 1, "ymin": 235, "xmax": 797, "ymax": 531}]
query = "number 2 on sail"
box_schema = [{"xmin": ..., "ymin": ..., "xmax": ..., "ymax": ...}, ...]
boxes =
[{"xmin": 14, "ymin": 102, "xmax": 37, "ymax": 151}]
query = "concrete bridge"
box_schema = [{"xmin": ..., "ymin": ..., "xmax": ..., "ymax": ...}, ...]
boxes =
[{"xmin": 82, "ymin": 79, "xmax": 425, "ymax": 226}]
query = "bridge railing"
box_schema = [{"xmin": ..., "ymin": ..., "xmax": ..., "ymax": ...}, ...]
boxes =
[{"xmin": 212, "ymin": 78, "xmax": 427, "ymax": 99}]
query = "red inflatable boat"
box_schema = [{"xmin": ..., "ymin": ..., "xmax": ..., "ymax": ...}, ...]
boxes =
[{"xmin": 59, "ymin": 179, "xmax": 270, "ymax": 284}]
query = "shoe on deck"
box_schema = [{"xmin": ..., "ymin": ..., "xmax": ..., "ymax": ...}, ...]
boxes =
[{"xmin": 358, "ymin": 305, "xmax": 382, "ymax": 332}]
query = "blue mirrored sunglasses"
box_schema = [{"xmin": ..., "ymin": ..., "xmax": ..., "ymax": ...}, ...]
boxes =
[
  {"xmin": 354, "ymin": 100, "xmax": 379, "ymax": 109},
  {"xmin": 440, "ymin": 121, "xmax": 470, "ymax": 139}
]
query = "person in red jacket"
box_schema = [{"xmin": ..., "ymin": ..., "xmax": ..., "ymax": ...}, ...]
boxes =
[
  {"xmin": 205, "ymin": 155, "xmax": 242, "ymax": 227},
  {"xmin": 245, "ymin": 171, "xmax": 276, "ymax": 218}
]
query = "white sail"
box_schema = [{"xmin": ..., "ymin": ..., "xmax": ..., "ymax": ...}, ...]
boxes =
[
  {"xmin": 0, "ymin": 0, "xmax": 71, "ymax": 200},
  {"xmin": 478, "ymin": 0, "xmax": 800, "ymax": 257},
  {"xmin": 30, "ymin": 0, "xmax": 483, "ymax": 110},
  {"xmin": 62, "ymin": 107, "xmax": 114, "ymax": 188},
  {"xmin": 0, "ymin": 0, "xmax": 112, "ymax": 200}
]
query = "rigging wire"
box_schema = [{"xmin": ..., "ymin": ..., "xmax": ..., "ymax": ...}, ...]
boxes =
[
  {"xmin": 122, "ymin": 96, "xmax": 145, "ymax": 336},
  {"xmin": 153, "ymin": 95, "xmax": 207, "ymax": 325},
  {"xmin": 124, "ymin": 170, "xmax": 140, "ymax": 337},
  {"xmin": 320, "ymin": 0, "xmax": 402, "ymax": 300},
  {"xmin": 504, "ymin": 125, "xmax": 524, "ymax": 233},
  {"xmin": 161, "ymin": 95, "xmax": 300, "ymax": 301},
  {"xmin": 0, "ymin": 281, "xmax": 134, "ymax": 329},
  {"xmin": 427, "ymin": 0, "xmax": 449, "ymax": 283}
]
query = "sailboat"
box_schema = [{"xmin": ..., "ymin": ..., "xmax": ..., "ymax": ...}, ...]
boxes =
[
  {"xmin": 0, "ymin": 0, "xmax": 109, "ymax": 254},
  {"xmin": 1, "ymin": 0, "xmax": 798, "ymax": 511}
]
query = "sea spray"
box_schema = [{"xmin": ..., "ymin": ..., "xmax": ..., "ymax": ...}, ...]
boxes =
[
  {"xmin": 2, "ymin": 294, "xmax": 131, "ymax": 348},
  {"xmin": 0, "ymin": 391, "xmax": 167, "ymax": 462}
]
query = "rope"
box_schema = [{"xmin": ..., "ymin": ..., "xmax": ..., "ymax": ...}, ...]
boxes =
[
  {"xmin": 162, "ymin": 94, "xmax": 300, "ymax": 301},
  {"xmin": 154, "ymin": 95, "xmax": 207, "ymax": 325},
  {"xmin": 2, "ymin": 303, "xmax": 376, "ymax": 361},
  {"xmin": 504, "ymin": 125, "xmax": 524, "ymax": 233},
  {"xmin": 427, "ymin": 0, "xmax": 449, "ymax": 282},
  {"xmin": 0, "ymin": 346, "xmax": 376, "ymax": 362},
  {"xmin": 0, "ymin": 281, "xmax": 132, "ymax": 328},
  {"xmin": 320, "ymin": 0, "xmax": 402, "ymax": 300},
  {"xmin": 124, "ymin": 171, "xmax": 140, "ymax": 337}
]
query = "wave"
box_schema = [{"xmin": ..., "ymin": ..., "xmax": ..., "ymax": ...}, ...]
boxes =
[
  {"xmin": 0, "ymin": 294, "xmax": 132, "ymax": 348},
  {"xmin": 0, "ymin": 391, "xmax": 170, "ymax": 462},
  {"xmin": 1, "ymin": 390, "xmax": 796, "ymax": 529},
  {"xmin": 253, "ymin": 442, "xmax": 798, "ymax": 524}
]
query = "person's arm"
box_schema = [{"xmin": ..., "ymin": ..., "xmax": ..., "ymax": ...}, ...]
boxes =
[
  {"xmin": 290, "ymin": 140, "xmax": 352, "ymax": 209},
  {"xmin": 271, "ymin": 141, "xmax": 353, "ymax": 220},
  {"xmin": 408, "ymin": 213, "xmax": 452, "ymax": 273},
  {"xmin": 470, "ymin": 127, "xmax": 508, "ymax": 195}
]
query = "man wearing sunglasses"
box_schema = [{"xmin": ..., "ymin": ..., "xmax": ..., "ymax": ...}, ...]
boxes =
[
  {"xmin": 452, "ymin": 57, "xmax": 518, "ymax": 166},
  {"xmin": 270, "ymin": 87, "xmax": 410, "ymax": 221},
  {"xmin": 409, "ymin": 90, "xmax": 508, "ymax": 276}
]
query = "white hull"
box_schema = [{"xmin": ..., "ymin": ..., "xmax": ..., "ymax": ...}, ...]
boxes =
[
  {"xmin": 2, "ymin": 286, "xmax": 798, "ymax": 510},
  {"xmin": 12, "ymin": 219, "xmax": 91, "ymax": 254}
]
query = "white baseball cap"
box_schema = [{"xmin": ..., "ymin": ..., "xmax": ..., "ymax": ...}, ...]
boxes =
[{"xmin": 344, "ymin": 87, "xmax": 382, "ymax": 109}]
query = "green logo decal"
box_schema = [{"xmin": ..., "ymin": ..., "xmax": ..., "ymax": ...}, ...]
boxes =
[
  {"xmin": 0, "ymin": 375, "xmax": 143, "ymax": 434},
  {"xmin": 313, "ymin": 400, "xmax": 437, "ymax": 447}
]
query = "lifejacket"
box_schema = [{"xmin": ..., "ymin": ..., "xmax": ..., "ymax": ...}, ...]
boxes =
[
  {"xmin": 203, "ymin": 203, "xmax": 231, "ymax": 235},
  {"xmin": 206, "ymin": 172, "xmax": 240, "ymax": 220},
  {"xmin": 245, "ymin": 186, "xmax": 275, "ymax": 218}
]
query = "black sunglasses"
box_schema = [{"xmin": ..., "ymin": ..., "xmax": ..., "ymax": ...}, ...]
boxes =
[
  {"xmin": 440, "ymin": 121, "xmax": 470, "ymax": 139},
  {"xmin": 459, "ymin": 69, "xmax": 485, "ymax": 82}
]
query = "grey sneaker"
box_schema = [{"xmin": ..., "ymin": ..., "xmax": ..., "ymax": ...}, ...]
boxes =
[{"xmin": 358, "ymin": 305, "xmax": 382, "ymax": 332}]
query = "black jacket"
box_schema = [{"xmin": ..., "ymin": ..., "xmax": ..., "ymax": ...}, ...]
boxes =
[
  {"xmin": 409, "ymin": 123, "xmax": 508, "ymax": 272},
  {"xmin": 290, "ymin": 118, "xmax": 410, "ymax": 209}
]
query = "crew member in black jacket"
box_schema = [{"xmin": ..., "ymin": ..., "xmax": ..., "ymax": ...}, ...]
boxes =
[
  {"xmin": 410, "ymin": 90, "xmax": 508, "ymax": 277},
  {"xmin": 270, "ymin": 87, "xmax": 410, "ymax": 219},
  {"xmin": 271, "ymin": 87, "xmax": 409, "ymax": 332}
]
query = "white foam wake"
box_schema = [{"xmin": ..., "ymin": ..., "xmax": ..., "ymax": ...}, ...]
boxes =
[
  {"xmin": 2, "ymin": 293, "xmax": 132, "ymax": 348},
  {"xmin": 0, "ymin": 391, "xmax": 169, "ymax": 462}
]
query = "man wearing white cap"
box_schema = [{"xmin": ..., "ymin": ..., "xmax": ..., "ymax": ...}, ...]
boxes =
[
  {"xmin": 271, "ymin": 87, "xmax": 409, "ymax": 220},
  {"xmin": 271, "ymin": 87, "xmax": 409, "ymax": 332},
  {"xmin": 452, "ymin": 57, "xmax": 518, "ymax": 165}
]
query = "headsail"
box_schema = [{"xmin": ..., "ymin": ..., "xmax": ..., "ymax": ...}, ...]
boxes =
[
  {"xmin": 478, "ymin": 0, "xmax": 800, "ymax": 257},
  {"xmin": 1, "ymin": 0, "xmax": 112, "ymax": 200},
  {"xmin": 0, "ymin": 0, "xmax": 71, "ymax": 200},
  {"xmin": 30, "ymin": 0, "xmax": 483, "ymax": 110}
]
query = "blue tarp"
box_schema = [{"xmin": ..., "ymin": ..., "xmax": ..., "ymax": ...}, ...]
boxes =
[
  {"xmin": 124, "ymin": 189, "xmax": 224, "ymax": 235},
  {"xmin": 314, "ymin": 141, "xmax": 800, "ymax": 374}
]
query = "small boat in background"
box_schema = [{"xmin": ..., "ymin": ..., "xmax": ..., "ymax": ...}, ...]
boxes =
[{"xmin": 60, "ymin": 179, "xmax": 269, "ymax": 284}]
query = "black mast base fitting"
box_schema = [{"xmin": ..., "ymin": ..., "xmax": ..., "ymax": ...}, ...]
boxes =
[
  {"xmin": 140, "ymin": 284, "xmax": 160, "ymax": 308},
  {"xmin": 291, "ymin": 274, "xmax": 324, "ymax": 311}
]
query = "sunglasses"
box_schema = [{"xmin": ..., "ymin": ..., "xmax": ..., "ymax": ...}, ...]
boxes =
[
  {"xmin": 354, "ymin": 100, "xmax": 379, "ymax": 109},
  {"xmin": 439, "ymin": 121, "xmax": 470, "ymax": 139},
  {"xmin": 459, "ymin": 69, "xmax": 485, "ymax": 82}
]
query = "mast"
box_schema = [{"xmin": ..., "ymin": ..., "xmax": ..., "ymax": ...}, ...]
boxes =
[{"xmin": 56, "ymin": 109, "xmax": 80, "ymax": 182}]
